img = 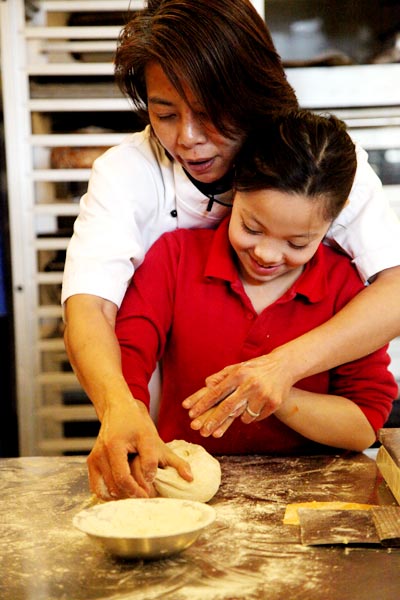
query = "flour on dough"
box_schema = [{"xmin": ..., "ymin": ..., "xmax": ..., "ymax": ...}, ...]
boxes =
[{"xmin": 154, "ymin": 440, "xmax": 221, "ymax": 503}]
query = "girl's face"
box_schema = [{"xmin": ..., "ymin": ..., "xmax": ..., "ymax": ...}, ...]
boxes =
[
  {"xmin": 229, "ymin": 188, "xmax": 331, "ymax": 287},
  {"xmin": 145, "ymin": 62, "xmax": 244, "ymax": 183}
]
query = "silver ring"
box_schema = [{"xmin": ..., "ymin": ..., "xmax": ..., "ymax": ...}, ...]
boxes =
[{"xmin": 245, "ymin": 405, "xmax": 261, "ymax": 418}]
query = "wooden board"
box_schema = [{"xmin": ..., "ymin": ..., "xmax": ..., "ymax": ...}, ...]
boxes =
[
  {"xmin": 378, "ymin": 428, "xmax": 400, "ymax": 468},
  {"xmin": 376, "ymin": 445, "xmax": 400, "ymax": 505}
]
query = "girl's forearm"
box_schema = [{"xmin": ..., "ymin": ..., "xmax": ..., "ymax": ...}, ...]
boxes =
[{"xmin": 275, "ymin": 387, "xmax": 376, "ymax": 451}]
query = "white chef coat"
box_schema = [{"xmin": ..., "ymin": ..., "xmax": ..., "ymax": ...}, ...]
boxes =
[{"xmin": 61, "ymin": 125, "xmax": 400, "ymax": 307}]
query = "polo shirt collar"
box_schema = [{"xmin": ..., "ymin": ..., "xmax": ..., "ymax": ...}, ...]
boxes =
[{"xmin": 204, "ymin": 216, "xmax": 329, "ymax": 304}]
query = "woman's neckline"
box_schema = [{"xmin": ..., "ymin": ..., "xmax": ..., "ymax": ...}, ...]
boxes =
[{"xmin": 183, "ymin": 168, "xmax": 234, "ymax": 196}]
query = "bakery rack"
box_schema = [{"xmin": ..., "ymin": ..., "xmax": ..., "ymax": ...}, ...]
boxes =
[
  {"xmin": 0, "ymin": 0, "xmax": 145, "ymax": 455},
  {"xmin": 1, "ymin": 0, "xmax": 399, "ymax": 456}
]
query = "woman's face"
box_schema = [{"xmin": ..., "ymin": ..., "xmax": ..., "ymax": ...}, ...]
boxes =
[
  {"xmin": 229, "ymin": 188, "xmax": 331, "ymax": 287},
  {"xmin": 145, "ymin": 62, "xmax": 244, "ymax": 183}
]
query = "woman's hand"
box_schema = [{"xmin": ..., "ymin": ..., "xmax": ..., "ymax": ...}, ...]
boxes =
[
  {"xmin": 182, "ymin": 350, "xmax": 297, "ymax": 437},
  {"xmin": 87, "ymin": 400, "xmax": 192, "ymax": 500},
  {"xmin": 129, "ymin": 441, "xmax": 193, "ymax": 497}
]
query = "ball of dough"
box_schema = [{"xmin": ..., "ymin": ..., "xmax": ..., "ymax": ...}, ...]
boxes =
[{"xmin": 154, "ymin": 440, "xmax": 221, "ymax": 503}]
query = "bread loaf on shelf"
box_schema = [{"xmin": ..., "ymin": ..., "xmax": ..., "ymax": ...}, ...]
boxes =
[{"xmin": 50, "ymin": 145, "xmax": 110, "ymax": 169}]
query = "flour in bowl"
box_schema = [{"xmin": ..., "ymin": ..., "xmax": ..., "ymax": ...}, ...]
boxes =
[{"xmin": 74, "ymin": 497, "xmax": 215, "ymax": 538}]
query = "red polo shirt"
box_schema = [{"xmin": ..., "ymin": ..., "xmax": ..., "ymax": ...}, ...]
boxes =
[{"xmin": 116, "ymin": 217, "xmax": 397, "ymax": 454}]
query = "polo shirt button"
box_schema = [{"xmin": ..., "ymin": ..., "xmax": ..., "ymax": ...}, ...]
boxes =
[
  {"xmin": 246, "ymin": 312, "xmax": 254, "ymax": 320},
  {"xmin": 170, "ymin": 209, "xmax": 178, "ymax": 218}
]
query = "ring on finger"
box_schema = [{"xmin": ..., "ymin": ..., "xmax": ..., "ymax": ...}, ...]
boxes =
[{"xmin": 245, "ymin": 405, "xmax": 261, "ymax": 418}]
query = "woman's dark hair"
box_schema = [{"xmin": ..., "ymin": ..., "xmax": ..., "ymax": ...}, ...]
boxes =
[
  {"xmin": 115, "ymin": 0, "xmax": 298, "ymax": 137},
  {"xmin": 234, "ymin": 110, "xmax": 357, "ymax": 221}
]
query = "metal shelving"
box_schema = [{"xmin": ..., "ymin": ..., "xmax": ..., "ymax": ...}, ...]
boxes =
[
  {"xmin": 1, "ymin": 0, "xmax": 398, "ymax": 455},
  {"xmin": 1, "ymin": 0, "xmax": 144, "ymax": 455}
]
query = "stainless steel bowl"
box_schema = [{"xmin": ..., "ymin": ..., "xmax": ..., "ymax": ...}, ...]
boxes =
[{"xmin": 73, "ymin": 497, "xmax": 216, "ymax": 560}]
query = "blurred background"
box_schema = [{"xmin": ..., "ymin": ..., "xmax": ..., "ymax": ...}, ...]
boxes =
[{"xmin": 1, "ymin": 0, "xmax": 399, "ymax": 457}]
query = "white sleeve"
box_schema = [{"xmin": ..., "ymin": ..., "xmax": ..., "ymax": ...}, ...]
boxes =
[
  {"xmin": 326, "ymin": 144, "xmax": 400, "ymax": 282},
  {"xmin": 61, "ymin": 138, "xmax": 172, "ymax": 307}
]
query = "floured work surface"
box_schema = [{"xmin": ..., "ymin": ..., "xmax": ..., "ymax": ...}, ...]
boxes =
[
  {"xmin": 2, "ymin": 453, "xmax": 400, "ymax": 600},
  {"xmin": 377, "ymin": 428, "xmax": 400, "ymax": 505}
]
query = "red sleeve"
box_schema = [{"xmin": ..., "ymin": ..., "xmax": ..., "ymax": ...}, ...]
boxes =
[
  {"xmin": 321, "ymin": 248, "xmax": 398, "ymax": 433},
  {"xmin": 115, "ymin": 231, "xmax": 181, "ymax": 407},
  {"xmin": 330, "ymin": 348, "xmax": 398, "ymax": 434}
]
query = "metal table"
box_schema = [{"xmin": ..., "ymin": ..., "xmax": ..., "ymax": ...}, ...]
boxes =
[{"xmin": 1, "ymin": 452, "xmax": 399, "ymax": 600}]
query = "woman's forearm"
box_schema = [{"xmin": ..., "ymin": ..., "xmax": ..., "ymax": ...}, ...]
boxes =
[
  {"xmin": 272, "ymin": 265, "xmax": 400, "ymax": 385},
  {"xmin": 64, "ymin": 295, "xmax": 174, "ymax": 499},
  {"xmin": 275, "ymin": 387, "xmax": 376, "ymax": 451},
  {"xmin": 63, "ymin": 294, "xmax": 135, "ymax": 419}
]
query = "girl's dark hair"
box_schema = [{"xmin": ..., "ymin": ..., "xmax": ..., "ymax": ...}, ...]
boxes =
[
  {"xmin": 115, "ymin": 0, "xmax": 298, "ymax": 137},
  {"xmin": 234, "ymin": 110, "xmax": 357, "ymax": 221}
]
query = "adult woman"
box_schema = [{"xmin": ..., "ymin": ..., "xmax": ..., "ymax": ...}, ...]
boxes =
[{"xmin": 62, "ymin": 0, "xmax": 400, "ymax": 499}]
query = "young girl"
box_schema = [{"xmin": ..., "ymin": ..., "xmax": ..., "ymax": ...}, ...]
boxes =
[
  {"xmin": 62, "ymin": 0, "xmax": 400, "ymax": 499},
  {"xmin": 115, "ymin": 110, "xmax": 397, "ymax": 492}
]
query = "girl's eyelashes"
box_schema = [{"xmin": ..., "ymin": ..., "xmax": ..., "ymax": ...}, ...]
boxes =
[
  {"xmin": 241, "ymin": 220, "xmax": 261, "ymax": 235},
  {"xmin": 288, "ymin": 242, "xmax": 308, "ymax": 250},
  {"xmin": 241, "ymin": 220, "xmax": 309, "ymax": 249}
]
